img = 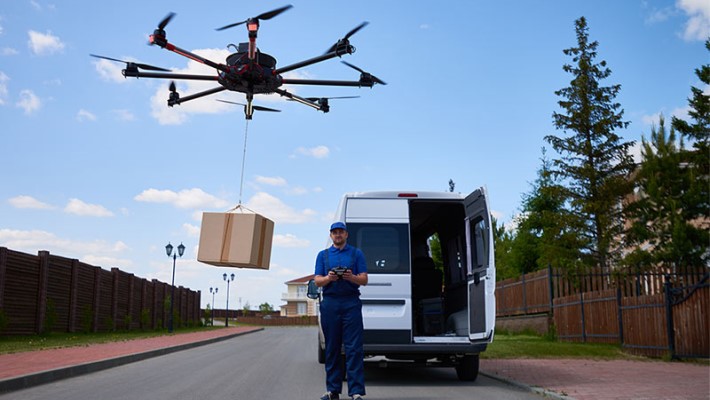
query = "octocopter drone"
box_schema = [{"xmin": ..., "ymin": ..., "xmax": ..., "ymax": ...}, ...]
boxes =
[{"xmin": 91, "ymin": 5, "xmax": 386, "ymax": 119}]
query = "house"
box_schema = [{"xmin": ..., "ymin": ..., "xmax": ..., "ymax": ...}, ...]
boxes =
[{"xmin": 280, "ymin": 274, "xmax": 318, "ymax": 317}]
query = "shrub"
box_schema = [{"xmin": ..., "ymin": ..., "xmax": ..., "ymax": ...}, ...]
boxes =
[
  {"xmin": 81, "ymin": 305, "xmax": 93, "ymax": 333},
  {"xmin": 42, "ymin": 298, "xmax": 57, "ymax": 335},
  {"xmin": 140, "ymin": 308, "xmax": 150, "ymax": 330}
]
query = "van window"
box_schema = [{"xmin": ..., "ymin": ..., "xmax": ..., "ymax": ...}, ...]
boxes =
[
  {"xmin": 347, "ymin": 223, "xmax": 410, "ymax": 274},
  {"xmin": 469, "ymin": 217, "xmax": 487, "ymax": 270}
]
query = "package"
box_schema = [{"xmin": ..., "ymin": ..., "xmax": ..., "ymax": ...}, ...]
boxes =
[{"xmin": 197, "ymin": 211, "xmax": 274, "ymax": 269}]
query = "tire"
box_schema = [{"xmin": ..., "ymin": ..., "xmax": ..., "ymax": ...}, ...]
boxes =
[
  {"xmin": 317, "ymin": 337, "xmax": 325, "ymax": 364},
  {"xmin": 455, "ymin": 354, "xmax": 480, "ymax": 382}
]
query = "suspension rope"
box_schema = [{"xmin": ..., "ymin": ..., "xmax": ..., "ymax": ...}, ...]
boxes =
[{"xmin": 238, "ymin": 119, "xmax": 249, "ymax": 206}]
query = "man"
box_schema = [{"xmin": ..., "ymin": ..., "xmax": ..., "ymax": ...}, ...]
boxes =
[{"xmin": 314, "ymin": 222, "xmax": 368, "ymax": 400}]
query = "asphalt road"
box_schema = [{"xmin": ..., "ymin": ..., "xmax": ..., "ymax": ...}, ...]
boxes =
[{"xmin": 2, "ymin": 327, "xmax": 543, "ymax": 400}]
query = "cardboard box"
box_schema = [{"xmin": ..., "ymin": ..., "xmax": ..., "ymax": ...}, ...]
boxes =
[{"xmin": 197, "ymin": 211, "xmax": 274, "ymax": 269}]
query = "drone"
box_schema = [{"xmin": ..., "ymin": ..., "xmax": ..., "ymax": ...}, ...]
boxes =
[{"xmin": 91, "ymin": 5, "xmax": 385, "ymax": 119}]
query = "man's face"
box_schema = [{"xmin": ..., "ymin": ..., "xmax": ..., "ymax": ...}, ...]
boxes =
[{"xmin": 330, "ymin": 228, "xmax": 348, "ymax": 246}]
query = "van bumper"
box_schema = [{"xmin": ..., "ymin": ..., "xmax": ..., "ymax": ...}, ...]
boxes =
[{"xmin": 364, "ymin": 342, "xmax": 487, "ymax": 356}]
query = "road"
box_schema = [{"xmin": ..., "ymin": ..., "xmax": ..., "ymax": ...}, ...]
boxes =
[{"xmin": 2, "ymin": 327, "xmax": 544, "ymax": 400}]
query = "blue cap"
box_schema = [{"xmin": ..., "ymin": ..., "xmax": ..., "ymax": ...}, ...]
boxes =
[{"xmin": 330, "ymin": 221, "xmax": 347, "ymax": 231}]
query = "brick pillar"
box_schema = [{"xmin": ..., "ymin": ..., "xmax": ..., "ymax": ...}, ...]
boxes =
[
  {"xmin": 36, "ymin": 251, "xmax": 50, "ymax": 334},
  {"xmin": 68, "ymin": 259, "xmax": 80, "ymax": 332}
]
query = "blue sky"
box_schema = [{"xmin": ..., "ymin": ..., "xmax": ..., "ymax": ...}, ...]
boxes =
[{"xmin": 1, "ymin": 1, "xmax": 708, "ymax": 310}]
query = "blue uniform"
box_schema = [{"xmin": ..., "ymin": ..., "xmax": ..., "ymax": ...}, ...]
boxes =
[{"xmin": 315, "ymin": 244, "xmax": 367, "ymax": 397}]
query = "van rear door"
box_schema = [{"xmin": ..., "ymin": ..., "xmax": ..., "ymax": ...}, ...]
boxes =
[{"xmin": 463, "ymin": 187, "xmax": 495, "ymax": 341}]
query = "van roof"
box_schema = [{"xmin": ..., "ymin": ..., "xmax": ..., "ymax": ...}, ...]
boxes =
[{"xmin": 342, "ymin": 191, "xmax": 465, "ymax": 200}]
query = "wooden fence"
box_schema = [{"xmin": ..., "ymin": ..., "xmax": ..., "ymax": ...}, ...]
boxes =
[
  {"xmin": 0, "ymin": 247, "xmax": 201, "ymax": 335},
  {"xmin": 496, "ymin": 266, "xmax": 709, "ymax": 359}
]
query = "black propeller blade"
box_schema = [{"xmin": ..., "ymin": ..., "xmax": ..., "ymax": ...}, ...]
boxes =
[
  {"xmin": 90, "ymin": 54, "xmax": 171, "ymax": 72},
  {"xmin": 158, "ymin": 12, "xmax": 176, "ymax": 30},
  {"xmin": 216, "ymin": 4, "xmax": 293, "ymax": 31},
  {"xmin": 341, "ymin": 61, "xmax": 387, "ymax": 85},
  {"xmin": 217, "ymin": 99, "xmax": 281, "ymax": 112},
  {"xmin": 303, "ymin": 96, "xmax": 360, "ymax": 102},
  {"xmin": 325, "ymin": 21, "xmax": 368, "ymax": 54}
]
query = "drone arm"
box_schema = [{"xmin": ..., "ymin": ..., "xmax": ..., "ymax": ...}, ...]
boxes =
[
  {"xmin": 272, "ymin": 88, "xmax": 321, "ymax": 110},
  {"xmin": 150, "ymin": 38, "xmax": 229, "ymax": 73},
  {"xmin": 169, "ymin": 86, "xmax": 228, "ymax": 106},
  {"xmin": 123, "ymin": 70, "xmax": 219, "ymax": 81},
  {"xmin": 281, "ymin": 78, "xmax": 373, "ymax": 88},
  {"xmin": 274, "ymin": 50, "xmax": 347, "ymax": 75}
]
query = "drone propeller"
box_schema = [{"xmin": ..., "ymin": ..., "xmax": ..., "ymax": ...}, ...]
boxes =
[
  {"xmin": 341, "ymin": 61, "xmax": 387, "ymax": 85},
  {"xmin": 89, "ymin": 54, "xmax": 170, "ymax": 72},
  {"xmin": 158, "ymin": 12, "xmax": 176, "ymax": 30},
  {"xmin": 303, "ymin": 96, "xmax": 360, "ymax": 102},
  {"xmin": 217, "ymin": 99, "xmax": 281, "ymax": 113},
  {"xmin": 324, "ymin": 21, "xmax": 369, "ymax": 55},
  {"xmin": 215, "ymin": 4, "xmax": 293, "ymax": 31}
]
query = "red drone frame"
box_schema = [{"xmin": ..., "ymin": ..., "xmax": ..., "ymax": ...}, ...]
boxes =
[{"xmin": 91, "ymin": 5, "xmax": 385, "ymax": 119}]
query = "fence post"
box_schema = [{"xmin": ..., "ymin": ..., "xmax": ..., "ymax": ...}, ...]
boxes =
[
  {"xmin": 580, "ymin": 291, "xmax": 586, "ymax": 343},
  {"xmin": 0, "ymin": 248, "xmax": 7, "ymax": 311},
  {"xmin": 616, "ymin": 286, "xmax": 624, "ymax": 345},
  {"xmin": 521, "ymin": 272, "xmax": 527, "ymax": 314},
  {"xmin": 548, "ymin": 264, "xmax": 554, "ymax": 312},
  {"xmin": 664, "ymin": 275, "xmax": 676, "ymax": 359},
  {"xmin": 36, "ymin": 251, "xmax": 50, "ymax": 334},
  {"xmin": 111, "ymin": 268, "xmax": 119, "ymax": 331},
  {"xmin": 68, "ymin": 259, "xmax": 80, "ymax": 332},
  {"xmin": 93, "ymin": 267, "xmax": 101, "ymax": 332}
]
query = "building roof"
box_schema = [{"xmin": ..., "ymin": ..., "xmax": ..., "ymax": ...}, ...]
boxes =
[{"xmin": 285, "ymin": 274, "xmax": 315, "ymax": 284}]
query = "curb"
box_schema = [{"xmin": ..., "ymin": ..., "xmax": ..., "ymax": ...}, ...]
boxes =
[
  {"xmin": 0, "ymin": 328, "xmax": 263, "ymax": 394},
  {"xmin": 480, "ymin": 370, "xmax": 576, "ymax": 400}
]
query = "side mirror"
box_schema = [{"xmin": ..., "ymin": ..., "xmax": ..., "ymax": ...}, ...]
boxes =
[{"xmin": 306, "ymin": 279, "xmax": 320, "ymax": 300}]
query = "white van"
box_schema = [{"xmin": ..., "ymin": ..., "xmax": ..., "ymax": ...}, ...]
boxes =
[{"xmin": 308, "ymin": 188, "xmax": 495, "ymax": 381}]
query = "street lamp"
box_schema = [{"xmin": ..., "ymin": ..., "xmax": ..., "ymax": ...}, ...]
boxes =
[
  {"xmin": 209, "ymin": 286, "xmax": 218, "ymax": 326},
  {"xmin": 166, "ymin": 242, "xmax": 185, "ymax": 333},
  {"xmin": 223, "ymin": 273, "xmax": 235, "ymax": 327}
]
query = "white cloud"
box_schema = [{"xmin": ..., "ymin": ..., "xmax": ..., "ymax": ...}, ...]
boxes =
[
  {"xmin": 244, "ymin": 192, "xmax": 316, "ymax": 224},
  {"xmin": 293, "ymin": 145, "xmax": 330, "ymax": 159},
  {"xmin": 76, "ymin": 109, "xmax": 97, "ymax": 122},
  {"xmin": 273, "ymin": 233, "xmax": 310, "ymax": 248},
  {"xmin": 28, "ymin": 30, "xmax": 65, "ymax": 55},
  {"xmin": 16, "ymin": 89, "xmax": 41, "ymax": 115},
  {"xmin": 255, "ymin": 175, "xmax": 288, "ymax": 187},
  {"xmin": 0, "ymin": 228, "xmax": 131, "ymax": 268},
  {"xmin": 1, "ymin": 47, "xmax": 18, "ymax": 56},
  {"xmin": 8, "ymin": 195, "xmax": 54, "ymax": 210},
  {"xmin": 286, "ymin": 186, "xmax": 308, "ymax": 196},
  {"xmin": 677, "ymin": 0, "xmax": 710, "ymax": 40},
  {"xmin": 134, "ymin": 188, "xmax": 230, "ymax": 209},
  {"xmin": 640, "ymin": 107, "xmax": 689, "ymax": 126},
  {"xmin": 113, "ymin": 109, "xmax": 135, "ymax": 121},
  {"xmin": 93, "ymin": 57, "xmax": 127, "ymax": 83},
  {"xmin": 0, "ymin": 71, "xmax": 8, "ymax": 105},
  {"xmin": 64, "ymin": 198, "xmax": 114, "ymax": 217},
  {"xmin": 183, "ymin": 223, "xmax": 201, "ymax": 237}
]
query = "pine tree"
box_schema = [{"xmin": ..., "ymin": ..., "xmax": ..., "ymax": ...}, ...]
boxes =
[
  {"xmin": 544, "ymin": 17, "xmax": 636, "ymax": 271},
  {"xmin": 624, "ymin": 117, "xmax": 708, "ymax": 270}
]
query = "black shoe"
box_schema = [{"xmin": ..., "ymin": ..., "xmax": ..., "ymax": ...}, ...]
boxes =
[{"xmin": 320, "ymin": 392, "xmax": 339, "ymax": 400}]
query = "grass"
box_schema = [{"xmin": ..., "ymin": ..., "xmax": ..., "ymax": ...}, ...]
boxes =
[
  {"xmin": 0, "ymin": 325, "xmax": 225, "ymax": 355},
  {"xmin": 481, "ymin": 331, "xmax": 638, "ymax": 360}
]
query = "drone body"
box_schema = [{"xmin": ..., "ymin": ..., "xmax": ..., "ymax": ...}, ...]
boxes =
[{"xmin": 92, "ymin": 5, "xmax": 385, "ymax": 119}]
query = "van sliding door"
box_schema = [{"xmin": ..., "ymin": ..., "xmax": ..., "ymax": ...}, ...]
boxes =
[{"xmin": 463, "ymin": 187, "xmax": 496, "ymax": 341}]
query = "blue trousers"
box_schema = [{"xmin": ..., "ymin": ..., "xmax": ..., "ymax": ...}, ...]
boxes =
[{"xmin": 320, "ymin": 296, "xmax": 366, "ymax": 397}]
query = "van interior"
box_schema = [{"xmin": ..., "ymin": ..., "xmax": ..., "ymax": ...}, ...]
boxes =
[{"xmin": 409, "ymin": 200, "xmax": 469, "ymax": 337}]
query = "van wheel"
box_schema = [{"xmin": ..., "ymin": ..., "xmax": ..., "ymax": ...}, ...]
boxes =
[
  {"xmin": 317, "ymin": 340, "xmax": 325, "ymax": 364},
  {"xmin": 455, "ymin": 355, "xmax": 479, "ymax": 381}
]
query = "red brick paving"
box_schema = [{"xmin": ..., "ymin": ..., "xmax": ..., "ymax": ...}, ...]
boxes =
[
  {"xmin": 0, "ymin": 326, "xmax": 259, "ymax": 380},
  {"xmin": 481, "ymin": 358, "xmax": 710, "ymax": 400}
]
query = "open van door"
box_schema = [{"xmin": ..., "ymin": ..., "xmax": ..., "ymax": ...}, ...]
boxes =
[{"xmin": 463, "ymin": 187, "xmax": 495, "ymax": 341}]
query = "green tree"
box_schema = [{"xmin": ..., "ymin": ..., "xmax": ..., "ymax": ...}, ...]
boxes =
[
  {"xmin": 624, "ymin": 116, "xmax": 709, "ymax": 270},
  {"xmin": 492, "ymin": 216, "xmax": 516, "ymax": 280},
  {"xmin": 259, "ymin": 302, "xmax": 274, "ymax": 313},
  {"xmin": 544, "ymin": 17, "xmax": 636, "ymax": 271}
]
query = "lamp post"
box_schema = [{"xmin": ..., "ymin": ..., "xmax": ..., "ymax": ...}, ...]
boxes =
[
  {"xmin": 165, "ymin": 242, "xmax": 185, "ymax": 333},
  {"xmin": 209, "ymin": 286, "xmax": 218, "ymax": 326},
  {"xmin": 223, "ymin": 273, "xmax": 235, "ymax": 327}
]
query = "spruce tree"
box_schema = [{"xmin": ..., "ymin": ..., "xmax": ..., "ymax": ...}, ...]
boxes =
[{"xmin": 544, "ymin": 17, "xmax": 636, "ymax": 271}]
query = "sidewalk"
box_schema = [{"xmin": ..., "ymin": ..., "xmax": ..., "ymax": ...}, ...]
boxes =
[
  {"xmin": 0, "ymin": 326, "xmax": 262, "ymax": 393},
  {"xmin": 480, "ymin": 358, "xmax": 710, "ymax": 400},
  {"xmin": 0, "ymin": 327, "xmax": 708, "ymax": 399}
]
